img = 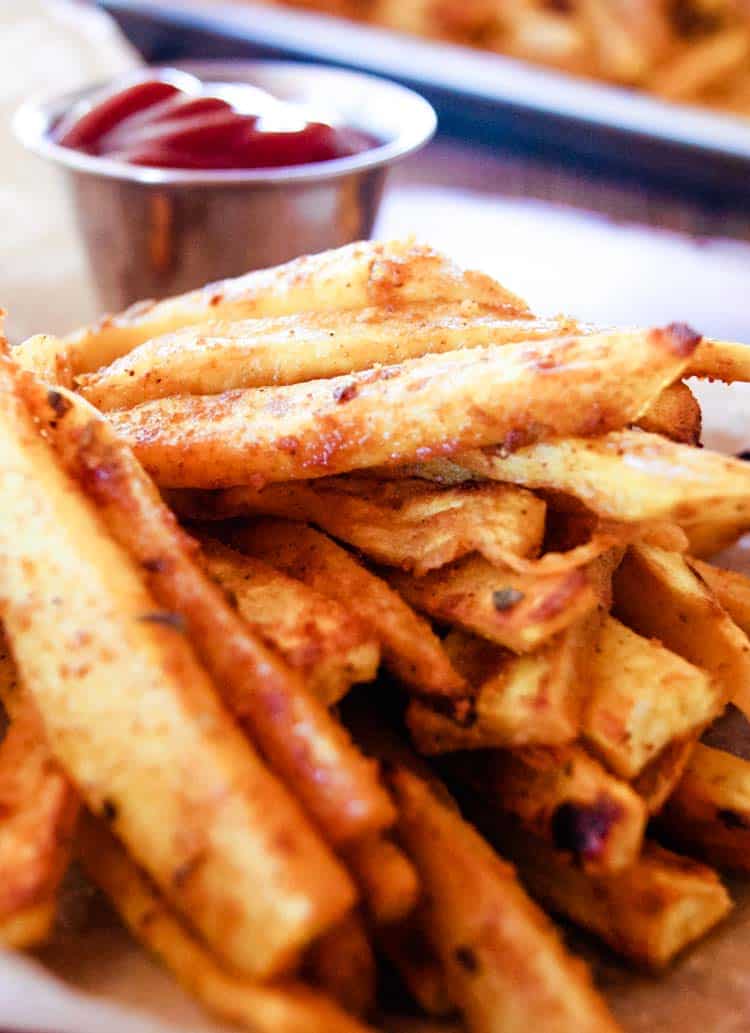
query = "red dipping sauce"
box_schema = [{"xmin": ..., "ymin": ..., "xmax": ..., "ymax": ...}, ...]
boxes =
[{"xmin": 54, "ymin": 73, "xmax": 378, "ymax": 170}]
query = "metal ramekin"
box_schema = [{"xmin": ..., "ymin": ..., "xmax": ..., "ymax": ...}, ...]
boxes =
[{"xmin": 14, "ymin": 60, "xmax": 436, "ymax": 310}]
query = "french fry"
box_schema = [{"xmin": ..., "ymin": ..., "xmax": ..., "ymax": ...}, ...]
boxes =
[
  {"xmin": 77, "ymin": 308, "xmax": 582, "ymax": 411},
  {"xmin": 18, "ymin": 240, "xmax": 525, "ymax": 377},
  {"xmin": 377, "ymin": 903, "xmax": 455, "ymax": 1017},
  {"xmin": 107, "ymin": 326, "xmax": 700, "ymax": 488},
  {"xmin": 460, "ymin": 429, "xmax": 750, "ymax": 524},
  {"xmin": 406, "ymin": 621, "xmax": 588, "ymax": 754},
  {"xmin": 388, "ymin": 555, "xmax": 599, "ymax": 654},
  {"xmin": 26, "ymin": 382, "xmax": 395, "ymax": 850},
  {"xmin": 495, "ymin": 825, "xmax": 731, "ymax": 968},
  {"xmin": 200, "ymin": 536, "xmax": 380, "ymax": 705},
  {"xmin": 682, "ymin": 517, "xmax": 750, "ymax": 558},
  {"xmin": 184, "ymin": 477, "xmax": 546, "ymax": 575},
  {"xmin": 78, "ymin": 814, "xmax": 375, "ymax": 1033},
  {"xmin": 13, "ymin": 334, "xmax": 73, "ymax": 389},
  {"xmin": 223, "ymin": 519, "xmax": 468, "ymax": 702},
  {"xmin": 690, "ymin": 559, "xmax": 750, "ymax": 635},
  {"xmin": 613, "ymin": 544, "xmax": 750, "ymax": 716},
  {"xmin": 389, "ymin": 765, "xmax": 622, "ymax": 1033},
  {"xmin": 688, "ymin": 337, "xmax": 750, "ymax": 383},
  {"xmin": 632, "ymin": 738, "xmax": 697, "ymax": 816},
  {"xmin": 0, "ymin": 647, "xmax": 79, "ymax": 949},
  {"xmin": 0, "ymin": 360, "xmax": 354, "ymax": 977},
  {"xmin": 634, "ymin": 380, "xmax": 701, "ymax": 444},
  {"xmin": 583, "ymin": 615, "xmax": 720, "ymax": 779},
  {"xmin": 445, "ymin": 744, "xmax": 647, "ymax": 873},
  {"xmin": 342, "ymin": 834, "xmax": 420, "ymax": 926},
  {"xmin": 304, "ymin": 911, "xmax": 377, "ymax": 1017},
  {"xmin": 660, "ymin": 743, "xmax": 750, "ymax": 872},
  {"xmin": 650, "ymin": 27, "xmax": 750, "ymax": 100}
]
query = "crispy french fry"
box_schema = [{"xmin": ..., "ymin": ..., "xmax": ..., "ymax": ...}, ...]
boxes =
[
  {"xmin": 0, "ymin": 360, "xmax": 354, "ymax": 977},
  {"xmin": 650, "ymin": 27, "xmax": 750, "ymax": 100},
  {"xmin": 200, "ymin": 536, "xmax": 379, "ymax": 705},
  {"xmin": 495, "ymin": 826, "xmax": 731, "ymax": 968},
  {"xmin": 78, "ymin": 814, "xmax": 374, "ymax": 1033},
  {"xmin": 342, "ymin": 834, "xmax": 420, "ymax": 926},
  {"xmin": 635, "ymin": 380, "xmax": 701, "ymax": 444},
  {"xmin": 688, "ymin": 338, "xmax": 750, "ymax": 382},
  {"xmin": 406, "ymin": 621, "xmax": 588, "ymax": 754},
  {"xmin": 179, "ymin": 478, "xmax": 546, "ymax": 576},
  {"xmin": 583, "ymin": 615, "xmax": 720, "ymax": 779},
  {"xmin": 305, "ymin": 911, "xmax": 377, "ymax": 1017},
  {"xmin": 389, "ymin": 555, "xmax": 599, "ymax": 654},
  {"xmin": 389, "ymin": 766, "xmax": 622, "ymax": 1033},
  {"xmin": 632, "ymin": 738, "xmax": 697, "ymax": 816},
  {"xmin": 460, "ymin": 430, "xmax": 750, "ymax": 524},
  {"xmin": 690, "ymin": 559, "xmax": 750, "ymax": 635},
  {"xmin": 660, "ymin": 743, "xmax": 750, "ymax": 872},
  {"xmin": 27, "ymin": 383, "xmax": 395, "ymax": 850},
  {"xmin": 614, "ymin": 544, "xmax": 750, "ymax": 715},
  {"xmin": 223, "ymin": 519, "xmax": 468, "ymax": 702},
  {"xmin": 21, "ymin": 240, "xmax": 525, "ymax": 377},
  {"xmin": 681, "ymin": 514, "xmax": 750, "ymax": 558},
  {"xmin": 446, "ymin": 744, "xmax": 647, "ymax": 873},
  {"xmin": 377, "ymin": 903, "xmax": 455, "ymax": 1017},
  {"xmin": 107, "ymin": 326, "xmax": 700, "ymax": 488},
  {"xmin": 77, "ymin": 308, "xmax": 581, "ymax": 411},
  {"xmin": 0, "ymin": 647, "xmax": 78, "ymax": 949}
]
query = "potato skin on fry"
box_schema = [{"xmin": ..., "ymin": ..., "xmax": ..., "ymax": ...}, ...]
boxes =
[{"xmin": 107, "ymin": 327, "xmax": 699, "ymax": 488}]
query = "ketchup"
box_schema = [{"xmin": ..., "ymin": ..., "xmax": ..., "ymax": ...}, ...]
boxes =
[{"xmin": 54, "ymin": 73, "xmax": 377, "ymax": 170}]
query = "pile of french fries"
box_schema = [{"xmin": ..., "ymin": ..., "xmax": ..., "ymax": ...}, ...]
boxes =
[
  {"xmin": 265, "ymin": 0, "xmax": 750, "ymax": 116},
  {"xmin": 4, "ymin": 239, "xmax": 750, "ymax": 1032}
]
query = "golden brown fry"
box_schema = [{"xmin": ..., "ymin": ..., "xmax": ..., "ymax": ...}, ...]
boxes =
[
  {"xmin": 0, "ymin": 359, "xmax": 353, "ymax": 978},
  {"xmin": 183, "ymin": 477, "xmax": 546, "ymax": 575},
  {"xmin": 650, "ymin": 27, "xmax": 750, "ymax": 100},
  {"xmin": 0, "ymin": 648, "xmax": 78, "ymax": 949},
  {"xmin": 497, "ymin": 827, "xmax": 731, "ymax": 969},
  {"xmin": 78, "ymin": 814, "xmax": 375, "ymax": 1033},
  {"xmin": 690, "ymin": 559, "xmax": 750, "ymax": 635},
  {"xmin": 26, "ymin": 240, "xmax": 525, "ymax": 377},
  {"xmin": 13, "ymin": 334, "xmax": 73, "ymax": 388},
  {"xmin": 107, "ymin": 326, "xmax": 700, "ymax": 488},
  {"xmin": 688, "ymin": 338, "xmax": 750, "ymax": 382},
  {"xmin": 389, "ymin": 555, "xmax": 599, "ymax": 654},
  {"xmin": 614, "ymin": 544, "xmax": 750, "ymax": 715},
  {"xmin": 681, "ymin": 514, "xmax": 750, "ymax": 558},
  {"xmin": 77, "ymin": 307, "xmax": 580, "ymax": 411},
  {"xmin": 635, "ymin": 380, "xmax": 701, "ymax": 444},
  {"xmin": 632, "ymin": 738, "xmax": 697, "ymax": 816},
  {"xmin": 660, "ymin": 743, "xmax": 750, "ymax": 872},
  {"xmin": 342, "ymin": 834, "xmax": 420, "ymax": 926},
  {"xmin": 200, "ymin": 536, "xmax": 380, "ymax": 705},
  {"xmin": 390, "ymin": 766, "xmax": 622, "ymax": 1033},
  {"xmin": 406, "ymin": 622, "xmax": 588, "ymax": 754},
  {"xmin": 305, "ymin": 911, "xmax": 377, "ymax": 1017},
  {"xmin": 446, "ymin": 744, "xmax": 647, "ymax": 874},
  {"xmin": 28, "ymin": 383, "xmax": 394, "ymax": 850},
  {"xmin": 377, "ymin": 903, "xmax": 455, "ymax": 1017},
  {"xmin": 583, "ymin": 615, "xmax": 720, "ymax": 779},
  {"xmin": 223, "ymin": 519, "xmax": 467, "ymax": 702},
  {"xmin": 460, "ymin": 429, "xmax": 750, "ymax": 524}
]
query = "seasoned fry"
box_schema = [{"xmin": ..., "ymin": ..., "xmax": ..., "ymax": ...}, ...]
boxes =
[
  {"xmin": 20, "ymin": 240, "xmax": 525, "ymax": 377},
  {"xmin": 460, "ymin": 429, "xmax": 750, "ymax": 524},
  {"xmin": 389, "ymin": 555, "xmax": 599, "ymax": 653},
  {"xmin": 77, "ymin": 308, "xmax": 582, "ymax": 411},
  {"xmin": 0, "ymin": 648, "xmax": 78, "ymax": 949},
  {"xmin": 390, "ymin": 766, "xmax": 622, "ymax": 1033},
  {"xmin": 406, "ymin": 622, "xmax": 588, "ymax": 754},
  {"xmin": 27, "ymin": 383, "xmax": 395, "ymax": 849},
  {"xmin": 650, "ymin": 27, "xmax": 750, "ymax": 100},
  {"xmin": 200, "ymin": 536, "xmax": 380, "ymax": 705},
  {"xmin": 13, "ymin": 334, "xmax": 73, "ymax": 389},
  {"xmin": 342, "ymin": 834, "xmax": 420, "ymax": 926},
  {"xmin": 305, "ymin": 911, "xmax": 377, "ymax": 1017},
  {"xmin": 682, "ymin": 515, "xmax": 750, "ymax": 557},
  {"xmin": 0, "ymin": 359, "xmax": 354, "ymax": 977},
  {"xmin": 614, "ymin": 544, "xmax": 750, "ymax": 715},
  {"xmin": 688, "ymin": 337, "xmax": 750, "ymax": 383},
  {"xmin": 78, "ymin": 814, "xmax": 375, "ymax": 1033},
  {"xmin": 660, "ymin": 743, "xmax": 750, "ymax": 872},
  {"xmin": 223, "ymin": 519, "xmax": 468, "ymax": 702},
  {"xmin": 634, "ymin": 380, "xmax": 701, "ymax": 444},
  {"xmin": 496, "ymin": 827, "xmax": 732, "ymax": 968},
  {"xmin": 184, "ymin": 477, "xmax": 546, "ymax": 575},
  {"xmin": 446, "ymin": 744, "xmax": 647, "ymax": 873},
  {"xmin": 583, "ymin": 616, "xmax": 720, "ymax": 779},
  {"xmin": 107, "ymin": 326, "xmax": 700, "ymax": 488},
  {"xmin": 633, "ymin": 738, "xmax": 697, "ymax": 816},
  {"xmin": 690, "ymin": 559, "xmax": 750, "ymax": 635}
]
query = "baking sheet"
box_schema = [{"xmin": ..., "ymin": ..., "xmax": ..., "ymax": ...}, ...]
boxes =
[{"xmin": 98, "ymin": 0, "xmax": 750, "ymax": 192}]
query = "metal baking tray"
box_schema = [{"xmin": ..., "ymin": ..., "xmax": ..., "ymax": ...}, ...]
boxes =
[{"xmin": 99, "ymin": 0, "xmax": 750, "ymax": 195}]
